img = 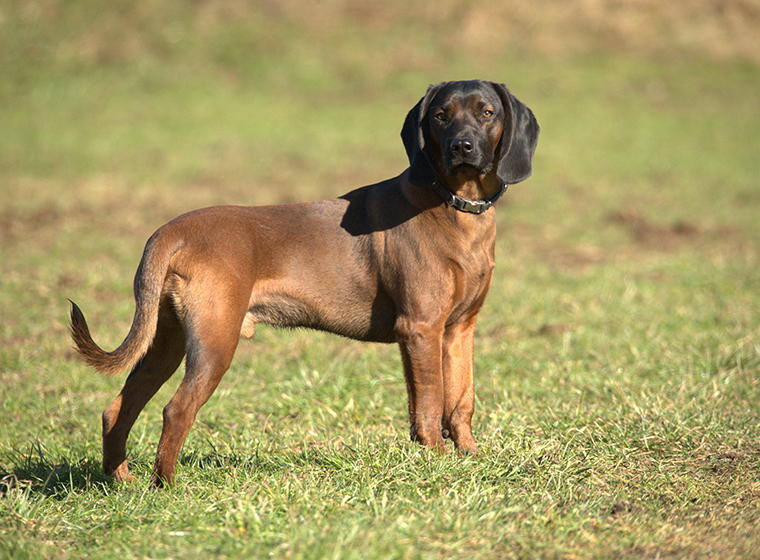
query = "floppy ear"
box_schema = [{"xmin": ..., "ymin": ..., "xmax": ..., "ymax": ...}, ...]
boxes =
[
  {"xmin": 401, "ymin": 82, "xmax": 446, "ymax": 186},
  {"xmin": 491, "ymin": 82, "xmax": 540, "ymax": 185}
]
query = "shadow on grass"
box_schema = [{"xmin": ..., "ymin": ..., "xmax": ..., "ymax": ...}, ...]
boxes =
[
  {"xmin": 1, "ymin": 438, "xmax": 524, "ymax": 496},
  {"xmin": 0, "ymin": 441, "xmax": 114, "ymax": 498},
  {"xmin": 0, "ymin": 439, "xmax": 361, "ymax": 497},
  {"xmin": 0, "ymin": 440, "xmax": 349, "ymax": 497}
]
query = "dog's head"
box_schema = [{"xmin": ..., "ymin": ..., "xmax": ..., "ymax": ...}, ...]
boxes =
[{"xmin": 401, "ymin": 80, "xmax": 539, "ymax": 187}]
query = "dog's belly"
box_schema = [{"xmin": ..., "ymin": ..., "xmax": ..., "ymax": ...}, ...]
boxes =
[{"xmin": 245, "ymin": 290, "xmax": 397, "ymax": 344}]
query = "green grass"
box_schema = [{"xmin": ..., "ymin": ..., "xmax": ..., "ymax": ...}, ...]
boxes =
[{"xmin": 2, "ymin": 1, "xmax": 760, "ymax": 558}]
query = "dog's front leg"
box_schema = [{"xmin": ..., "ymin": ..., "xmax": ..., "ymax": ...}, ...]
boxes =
[
  {"xmin": 441, "ymin": 317, "xmax": 478, "ymax": 454},
  {"xmin": 396, "ymin": 318, "xmax": 446, "ymax": 450}
]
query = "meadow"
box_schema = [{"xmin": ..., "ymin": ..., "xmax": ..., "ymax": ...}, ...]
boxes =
[{"xmin": 1, "ymin": 1, "xmax": 759, "ymax": 558}]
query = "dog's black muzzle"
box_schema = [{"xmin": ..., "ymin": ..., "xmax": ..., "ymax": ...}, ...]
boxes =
[{"xmin": 444, "ymin": 135, "xmax": 493, "ymax": 175}]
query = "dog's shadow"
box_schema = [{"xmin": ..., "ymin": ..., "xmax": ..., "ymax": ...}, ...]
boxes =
[
  {"xmin": 1, "ymin": 442, "xmax": 357, "ymax": 497},
  {"xmin": 1, "ymin": 446, "xmax": 112, "ymax": 498}
]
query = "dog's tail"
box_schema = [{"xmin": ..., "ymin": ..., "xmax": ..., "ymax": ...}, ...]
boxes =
[{"xmin": 69, "ymin": 228, "xmax": 182, "ymax": 377}]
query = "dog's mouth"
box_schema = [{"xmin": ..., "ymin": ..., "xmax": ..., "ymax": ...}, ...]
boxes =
[
  {"xmin": 443, "ymin": 142, "xmax": 493, "ymax": 176},
  {"xmin": 445, "ymin": 159, "xmax": 493, "ymax": 177}
]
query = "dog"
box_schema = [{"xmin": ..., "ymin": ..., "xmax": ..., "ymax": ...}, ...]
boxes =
[{"xmin": 70, "ymin": 80, "xmax": 539, "ymax": 487}]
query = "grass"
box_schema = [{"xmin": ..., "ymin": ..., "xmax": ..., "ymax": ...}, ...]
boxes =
[{"xmin": 2, "ymin": 1, "xmax": 760, "ymax": 558}]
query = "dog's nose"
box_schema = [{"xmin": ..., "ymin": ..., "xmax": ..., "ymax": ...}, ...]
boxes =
[{"xmin": 450, "ymin": 138, "xmax": 474, "ymax": 155}]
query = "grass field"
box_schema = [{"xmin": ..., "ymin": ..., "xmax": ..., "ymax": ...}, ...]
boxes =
[{"xmin": 2, "ymin": 1, "xmax": 760, "ymax": 558}]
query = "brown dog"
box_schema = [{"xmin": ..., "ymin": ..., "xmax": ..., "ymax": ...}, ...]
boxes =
[{"xmin": 70, "ymin": 80, "xmax": 539, "ymax": 487}]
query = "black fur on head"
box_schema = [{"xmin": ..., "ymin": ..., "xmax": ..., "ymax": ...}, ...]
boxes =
[{"xmin": 401, "ymin": 80, "xmax": 539, "ymax": 187}]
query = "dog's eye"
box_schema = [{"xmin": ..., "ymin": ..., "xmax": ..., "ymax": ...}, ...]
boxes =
[
  {"xmin": 482, "ymin": 110, "xmax": 494, "ymax": 118},
  {"xmin": 434, "ymin": 111, "xmax": 447, "ymax": 123}
]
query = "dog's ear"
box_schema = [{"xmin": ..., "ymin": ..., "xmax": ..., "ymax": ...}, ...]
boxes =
[
  {"xmin": 491, "ymin": 82, "xmax": 540, "ymax": 185},
  {"xmin": 401, "ymin": 82, "xmax": 446, "ymax": 186}
]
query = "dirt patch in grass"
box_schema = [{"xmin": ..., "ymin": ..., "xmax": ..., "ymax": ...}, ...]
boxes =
[
  {"xmin": 606, "ymin": 208, "xmax": 748, "ymax": 255},
  {"xmin": 607, "ymin": 209, "xmax": 701, "ymax": 250}
]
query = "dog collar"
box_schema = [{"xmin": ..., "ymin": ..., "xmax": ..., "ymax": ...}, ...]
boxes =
[{"xmin": 431, "ymin": 181, "xmax": 508, "ymax": 214}]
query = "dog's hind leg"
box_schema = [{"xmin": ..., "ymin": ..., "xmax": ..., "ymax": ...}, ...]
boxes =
[
  {"xmin": 149, "ymin": 280, "xmax": 248, "ymax": 487},
  {"xmin": 102, "ymin": 299, "xmax": 186, "ymax": 482}
]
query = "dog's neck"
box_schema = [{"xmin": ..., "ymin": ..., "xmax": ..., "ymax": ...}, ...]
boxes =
[
  {"xmin": 430, "ymin": 181, "xmax": 507, "ymax": 215},
  {"xmin": 400, "ymin": 170, "xmax": 506, "ymax": 215},
  {"xmin": 432, "ymin": 173, "xmax": 507, "ymax": 215}
]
